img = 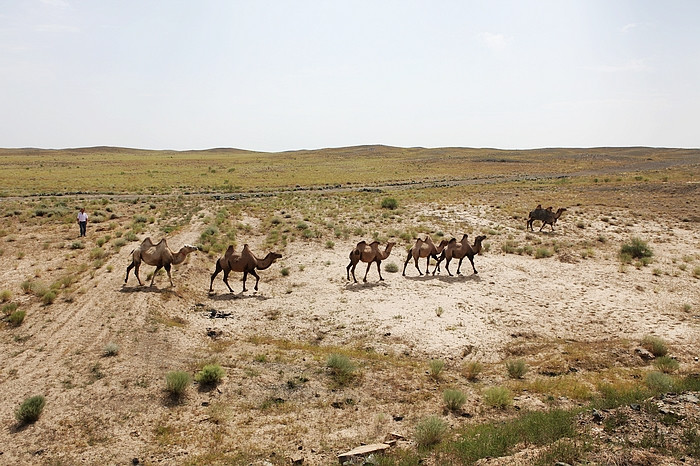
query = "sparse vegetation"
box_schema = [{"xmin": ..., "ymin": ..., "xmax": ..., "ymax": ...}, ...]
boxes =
[
  {"xmin": 165, "ymin": 371, "xmax": 191, "ymax": 397},
  {"xmin": 326, "ymin": 353, "xmax": 356, "ymax": 385},
  {"xmin": 428, "ymin": 359, "xmax": 445, "ymax": 381},
  {"xmin": 443, "ymin": 389, "xmax": 467, "ymax": 412},
  {"xmin": 195, "ymin": 364, "xmax": 225, "ymax": 386},
  {"xmin": 641, "ymin": 335, "xmax": 668, "ymax": 357},
  {"xmin": 654, "ymin": 356, "xmax": 679, "ymax": 373},
  {"xmin": 103, "ymin": 342, "xmax": 119, "ymax": 357},
  {"xmin": 415, "ymin": 415, "xmax": 448, "ymax": 449},
  {"xmin": 620, "ymin": 237, "xmax": 653, "ymax": 264},
  {"xmin": 8, "ymin": 310, "xmax": 26, "ymax": 326},
  {"xmin": 483, "ymin": 386, "xmax": 513, "ymax": 409},
  {"xmin": 463, "ymin": 361, "xmax": 483, "ymax": 381},
  {"xmin": 15, "ymin": 395, "xmax": 46, "ymax": 424},
  {"xmin": 506, "ymin": 359, "xmax": 529, "ymax": 379}
]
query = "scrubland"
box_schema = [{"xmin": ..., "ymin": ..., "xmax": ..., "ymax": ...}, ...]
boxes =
[{"xmin": 0, "ymin": 146, "xmax": 699, "ymax": 465}]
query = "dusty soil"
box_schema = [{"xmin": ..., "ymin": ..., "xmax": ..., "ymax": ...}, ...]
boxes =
[{"xmin": 0, "ymin": 197, "xmax": 699, "ymax": 465}]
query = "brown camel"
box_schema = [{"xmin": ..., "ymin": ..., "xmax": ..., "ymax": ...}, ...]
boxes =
[
  {"xmin": 346, "ymin": 240, "xmax": 395, "ymax": 283},
  {"xmin": 527, "ymin": 206, "xmax": 567, "ymax": 231},
  {"xmin": 125, "ymin": 237, "xmax": 198, "ymax": 287},
  {"xmin": 433, "ymin": 234, "xmax": 487, "ymax": 276},
  {"xmin": 209, "ymin": 244, "xmax": 282, "ymax": 293},
  {"xmin": 402, "ymin": 236, "xmax": 449, "ymax": 276}
]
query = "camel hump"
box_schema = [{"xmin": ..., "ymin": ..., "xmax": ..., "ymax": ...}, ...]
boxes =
[
  {"xmin": 224, "ymin": 245, "xmax": 235, "ymax": 258},
  {"xmin": 448, "ymin": 238, "xmax": 457, "ymax": 245},
  {"xmin": 141, "ymin": 237, "xmax": 155, "ymax": 247},
  {"xmin": 356, "ymin": 240, "xmax": 367, "ymax": 249}
]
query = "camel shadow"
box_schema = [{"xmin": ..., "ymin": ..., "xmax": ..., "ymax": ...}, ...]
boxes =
[
  {"xmin": 433, "ymin": 273, "xmax": 482, "ymax": 284},
  {"xmin": 344, "ymin": 280, "xmax": 390, "ymax": 291},
  {"xmin": 207, "ymin": 292, "xmax": 270, "ymax": 302},
  {"xmin": 402, "ymin": 274, "xmax": 439, "ymax": 282},
  {"xmin": 119, "ymin": 285, "xmax": 176, "ymax": 294}
]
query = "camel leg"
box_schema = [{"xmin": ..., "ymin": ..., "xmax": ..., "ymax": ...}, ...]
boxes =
[
  {"xmin": 402, "ymin": 251, "xmax": 412, "ymax": 276},
  {"xmin": 346, "ymin": 261, "xmax": 354, "ymax": 282},
  {"xmin": 414, "ymin": 257, "xmax": 423, "ymax": 276},
  {"xmin": 539, "ymin": 222, "xmax": 546, "ymax": 232},
  {"xmin": 222, "ymin": 269, "xmax": 234, "ymax": 293},
  {"xmin": 250, "ymin": 269, "xmax": 260, "ymax": 291},
  {"xmin": 242, "ymin": 271, "xmax": 248, "ymax": 292},
  {"xmin": 431, "ymin": 254, "xmax": 442, "ymax": 275},
  {"xmin": 376, "ymin": 261, "xmax": 384, "ymax": 281},
  {"xmin": 431, "ymin": 254, "xmax": 441, "ymax": 275},
  {"xmin": 445, "ymin": 258, "xmax": 453, "ymax": 276},
  {"xmin": 210, "ymin": 261, "xmax": 222, "ymax": 292},
  {"xmin": 149, "ymin": 266, "xmax": 162, "ymax": 287},
  {"xmin": 125, "ymin": 261, "xmax": 134, "ymax": 284},
  {"xmin": 456, "ymin": 257, "xmax": 464, "ymax": 275},
  {"xmin": 468, "ymin": 255, "xmax": 478, "ymax": 274},
  {"xmin": 134, "ymin": 262, "xmax": 143, "ymax": 286},
  {"xmin": 165, "ymin": 263, "xmax": 173, "ymax": 287},
  {"xmin": 362, "ymin": 262, "xmax": 372, "ymax": 282},
  {"xmin": 348, "ymin": 263, "xmax": 358, "ymax": 283}
]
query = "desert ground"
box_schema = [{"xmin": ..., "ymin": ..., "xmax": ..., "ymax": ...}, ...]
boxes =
[{"xmin": 0, "ymin": 146, "xmax": 699, "ymax": 465}]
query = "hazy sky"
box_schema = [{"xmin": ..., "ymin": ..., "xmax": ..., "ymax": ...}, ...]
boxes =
[{"xmin": 1, "ymin": 1, "xmax": 699, "ymax": 152}]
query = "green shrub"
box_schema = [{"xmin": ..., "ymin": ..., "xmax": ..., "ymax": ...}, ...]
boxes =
[
  {"xmin": 166, "ymin": 371, "xmax": 191, "ymax": 396},
  {"xmin": 483, "ymin": 386, "xmax": 512, "ymax": 409},
  {"xmin": 415, "ymin": 415, "xmax": 448, "ymax": 449},
  {"xmin": 9, "ymin": 310, "xmax": 26, "ymax": 326},
  {"xmin": 620, "ymin": 237, "xmax": 653, "ymax": 260},
  {"xmin": 2, "ymin": 302, "xmax": 18, "ymax": 315},
  {"xmin": 506, "ymin": 359, "xmax": 529, "ymax": 379},
  {"xmin": 381, "ymin": 198, "xmax": 398, "ymax": 210},
  {"xmin": 429, "ymin": 359, "xmax": 445, "ymax": 380},
  {"xmin": 195, "ymin": 364, "xmax": 225, "ymax": 386},
  {"xmin": 15, "ymin": 395, "xmax": 46, "ymax": 424},
  {"xmin": 463, "ymin": 361, "xmax": 483, "ymax": 381},
  {"xmin": 641, "ymin": 335, "xmax": 668, "ymax": 357},
  {"xmin": 384, "ymin": 262, "xmax": 399, "ymax": 273},
  {"xmin": 443, "ymin": 389, "xmax": 467, "ymax": 412},
  {"xmin": 535, "ymin": 248, "xmax": 553, "ymax": 259},
  {"xmin": 0, "ymin": 289, "xmax": 11, "ymax": 302},
  {"xmin": 70, "ymin": 241, "xmax": 85, "ymax": 250},
  {"xmin": 326, "ymin": 353, "xmax": 356, "ymax": 385},
  {"xmin": 645, "ymin": 371, "xmax": 673, "ymax": 393},
  {"xmin": 280, "ymin": 267, "xmax": 290, "ymax": 277},
  {"xmin": 41, "ymin": 290, "xmax": 57, "ymax": 305},
  {"xmin": 654, "ymin": 356, "xmax": 679, "ymax": 373}
]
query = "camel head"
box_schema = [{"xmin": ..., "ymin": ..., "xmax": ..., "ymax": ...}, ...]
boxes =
[
  {"xmin": 183, "ymin": 244, "xmax": 199, "ymax": 252},
  {"xmin": 473, "ymin": 235, "xmax": 487, "ymax": 253}
]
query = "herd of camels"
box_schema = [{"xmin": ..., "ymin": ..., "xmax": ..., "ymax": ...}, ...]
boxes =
[{"xmin": 123, "ymin": 204, "xmax": 566, "ymax": 291}]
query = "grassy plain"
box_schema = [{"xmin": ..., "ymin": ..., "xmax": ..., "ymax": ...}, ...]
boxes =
[{"xmin": 0, "ymin": 145, "xmax": 699, "ymax": 465}]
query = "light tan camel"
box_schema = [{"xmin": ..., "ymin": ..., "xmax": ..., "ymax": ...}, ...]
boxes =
[
  {"xmin": 346, "ymin": 240, "xmax": 395, "ymax": 283},
  {"xmin": 433, "ymin": 234, "xmax": 487, "ymax": 276},
  {"xmin": 527, "ymin": 206, "xmax": 567, "ymax": 231},
  {"xmin": 209, "ymin": 244, "xmax": 282, "ymax": 293},
  {"xmin": 402, "ymin": 236, "xmax": 449, "ymax": 276},
  {"xmin": 125, "ymin": 237, "xmax": 198, "ymax": 287}
]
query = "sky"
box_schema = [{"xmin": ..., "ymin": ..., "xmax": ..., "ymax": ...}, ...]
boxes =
[{"xmin": 1, "ymin": 0, "xmax": 699, "ymax": 152}]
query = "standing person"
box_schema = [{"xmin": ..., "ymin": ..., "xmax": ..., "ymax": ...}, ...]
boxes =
[{"xmin": 77, "ymin": 208, "xmax": 88, "ymax": 237}]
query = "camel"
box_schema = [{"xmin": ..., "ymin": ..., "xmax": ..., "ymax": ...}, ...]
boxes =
[
  {"xmin": 209, "ymin": 244, "xmax": 282, "ymax": 293},
  {"xmin": 527, "ymin": 206, "xmax": 567, "ymax": 231},
  {"xmin": 402, "ymin": 236, "xmax": 449, "ymax": 276},
  {"xmin": 125, "ymin": 238, "xmax": 198, "ymax": 287},
  {"xmin": 346, "ymin": 240, "xmax": 395, "ymax": 283},
  {"xmin": 433, "ymin": 234, "xmax": 487, "ymax": 276}
]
